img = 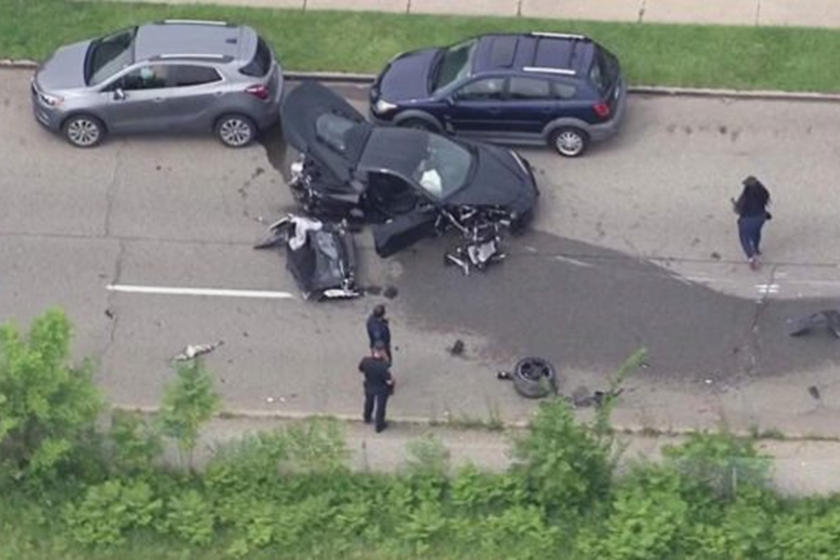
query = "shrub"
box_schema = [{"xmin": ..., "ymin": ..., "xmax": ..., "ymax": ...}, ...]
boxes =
[
  {"xmin": 107, "ymin": 410, "xmax": 162, "ymax": 475},
  {"xmin": 163, "ymin": 488, "xmax": 215, "ymax": 546}
]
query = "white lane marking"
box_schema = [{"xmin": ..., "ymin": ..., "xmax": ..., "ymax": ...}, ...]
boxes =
[
  {"xmin": 553, "ymin": 255, "xmax": 593, "ymax": 268},
  {"xmin": 107, "ymin": 284, "xmax": 295, "ymax": 299},
  {"xmin": 756, "ymin": 283, "xmax": 780, "ymax": 295}
]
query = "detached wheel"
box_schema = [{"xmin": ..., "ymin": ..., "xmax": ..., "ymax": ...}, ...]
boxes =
[
  {"xmin": 399, "ymin": 118, "xmax": 437, "ymax": 132},
  {"xmin": 512, "ymin": 357, "xmax": 558, "ymax": 399},
  {"xmin": 62, "ymin": 114, "xmax": 105, "ymax": 148},
  {"xmin": 549, "ymin": 127, "xmax": 588, "ymax": 157},
  {"xmin": 215, "ymin": 114, "xmax": 256, "ymax": 147}
]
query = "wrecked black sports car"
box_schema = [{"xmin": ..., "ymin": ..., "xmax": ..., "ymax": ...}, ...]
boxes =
[{"xmin": 280, "ymin": 82, "xmax": 539, "ymax": 267}]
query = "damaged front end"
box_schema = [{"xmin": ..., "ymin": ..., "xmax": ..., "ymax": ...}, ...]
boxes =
[
  {"xmin": 254, "ymin": 214, "xmax": 360, "ymax": 301},
  {"xmin": 439, "ymin": 206, "xmax": 518, "ymax": 275}
]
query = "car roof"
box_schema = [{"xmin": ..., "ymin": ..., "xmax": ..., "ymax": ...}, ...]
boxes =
[
  {"xmin": 133, "ymin": 21, "xmax": 255, "ymax": 63},
  {"xmin": 472, "ymin": 32, "xmax": 595, "ymax": 78}
]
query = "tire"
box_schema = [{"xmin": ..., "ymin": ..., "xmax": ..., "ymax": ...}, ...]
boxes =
[
  {"xmin": 512, "ymin": 357, "xmax": 558, "ymax": 399},
  {"xmin": 215, "ymin": 114, "xmax": 257, "ymax": 148},
  {"xmin": 398, "ymin": 117, "xmax": 437, "ymax": 132},
  {"xmin": 549, "ymin": 127, "xmax": 588, "ymax": 157},
  {"xmin": 62, "ymin": 114, "xmax": 105, "ymax": 148}
]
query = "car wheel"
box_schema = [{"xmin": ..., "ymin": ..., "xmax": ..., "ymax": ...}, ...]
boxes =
[
  {"xmin": 62, "ymin": 114, "xmax": 105, "ymax": 148},
  {"xmin": 549, "ymin": 127, "xmax": 588, "ymax": 157},
  {"xmin": 399, "ymin": 118, "xmax": 437, "ymax": 132},
  {"xmin": 215, "ymin": 114, "xmax": 256, "ymax": 147},
  {"xmin": 512, "ymin": 356, "xmax": 559, "ymax": 399}
]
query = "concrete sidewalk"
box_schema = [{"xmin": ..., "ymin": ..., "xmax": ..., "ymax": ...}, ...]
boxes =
[{"xmin": 151, "ymin": 0, "xmax": 840, "ymax": 28}]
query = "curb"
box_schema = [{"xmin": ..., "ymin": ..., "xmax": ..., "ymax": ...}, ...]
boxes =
[{"xmin": 4, "ymin": 60, "xmax": 839, "ymax": 102}]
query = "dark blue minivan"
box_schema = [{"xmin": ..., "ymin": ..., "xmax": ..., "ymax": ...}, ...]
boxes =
[{"xmin": 370, "ymin": 32, "xmax": 626, "ymax": 157}]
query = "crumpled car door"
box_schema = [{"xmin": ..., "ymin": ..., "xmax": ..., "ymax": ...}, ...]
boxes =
[{"xmin": 372, "ymin": 209, "xmax": 439, "ymax": 257}]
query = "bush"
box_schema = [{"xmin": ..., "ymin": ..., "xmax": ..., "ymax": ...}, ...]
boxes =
[
  {"xmin": 0, "ymin": 309, "xmax": 102, "ymax": 484},
  {"xmin": 163, "ymin": 488, "xmax": 215, "ymax": 546},
  {"xmin": 63, "ymin": 479, "xmax": 161, "ymax": 546},
  {"xmin": 107, "ymin": 410, "xmax": 162, "ymax": 475}
]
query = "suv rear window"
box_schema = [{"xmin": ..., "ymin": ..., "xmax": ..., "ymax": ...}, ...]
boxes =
[
  {"xmin": 589, "ymin": 46, "xmax": 619, "ymax": 95},
  {"xmin": 240, "ymin": 37, "xmax": 272, "ymax": 77}
]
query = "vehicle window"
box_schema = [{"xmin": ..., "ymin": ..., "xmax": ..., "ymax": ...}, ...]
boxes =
[
  {"xmin": 171, "ymin": 65, "xmax": 221, "ymax": 87},
  {"xmin": 87, "ymin": 27, "xmax": 137, "ymax": 86},
  {"xmin": 240, "ymin": 37, "xmax": 272, "ymax": 77},
  {"xmin": 552, "ymin": 81, "xmax": 577, "ymax": 99},
  {"xmin": 508, "ymin": 77, "xmax": 552, "ymax": 100},
  {"xmin": 589, "ymin": 46, "xmax": 618, "ymax": 95},
  {"xmin": 412, "ymin": 135, "xmax": 473, "ymax": 199},
  {"xmin": 453, "ymin": 78, "xmax": 504, "ymax": 101},
  {"xmin": 316, "ymin": 113, "xmax": 356, "ymax": 154},
  {"xmin": 117, "ymin": 65, "xmax": 170, "ymax": 90},
  {"xmin": 431, "ymin": 38, "xmax": 478, "ymax": 93}
]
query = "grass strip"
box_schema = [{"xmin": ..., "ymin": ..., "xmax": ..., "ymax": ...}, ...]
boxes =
[{"xmin": 1, "ymin": 0, "xmax": 840, "ymax": 92}]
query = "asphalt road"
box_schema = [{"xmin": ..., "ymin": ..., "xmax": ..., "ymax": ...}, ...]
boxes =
[{"xmin": 2, "ymin": 67, "xmax": 840, "ymax": 434}]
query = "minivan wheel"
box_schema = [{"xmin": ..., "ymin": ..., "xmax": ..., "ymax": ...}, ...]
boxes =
[
  {"xmin": 215, "ymin": 114, "xmax": 256, "ymax": 147},
  {"xmin": 549, "ymin": 127, "xmax": 588, "ymax": 157},
  {"xmin": 62, "ymin": 114, "xmax": 105, "ymax": 148},
  {"xmin": 398, "ymin": 118, "xmax": 437, "ymax": 132}
]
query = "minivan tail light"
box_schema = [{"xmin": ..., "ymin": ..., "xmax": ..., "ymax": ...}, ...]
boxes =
[
  {"xmin": 245, "ymin": 84, "xmax": 269, "ymax": 100},
  {"xmin": 593, "ymin": 102, "xmax": 610, "ymax": 118}
]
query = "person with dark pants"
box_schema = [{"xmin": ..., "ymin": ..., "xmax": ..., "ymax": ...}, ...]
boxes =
[
  {"xmin": 366, "ymin": 304, "xmax": 392, "ymax": 363},
  {"xmin": 732, "ymin": 175, "xmax": 771, "ymax": 270},
  {"xmin": 358, "ymin": 341, "xmax": 394, "ymax": 433}
]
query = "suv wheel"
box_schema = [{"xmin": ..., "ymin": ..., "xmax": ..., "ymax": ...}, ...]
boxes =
[
  {"xmin": 62, "ymin": 114, "xmax": 105, "ymax": 148},
  {"xmin": 398, "ymin": 118, "xmax": 437, "ymax": 132},
  {"xmin": 215, "ymin": 114, "xmax": 256, "ymax": 148},
  {"xmin": 550, "ymin": 127, "xmax": 588, "ymax": 157}
]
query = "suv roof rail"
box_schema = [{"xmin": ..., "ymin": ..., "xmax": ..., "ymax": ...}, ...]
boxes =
[
  {"xmin": 530, "ymin": 31, "xmax": 589, "ymax": 41},
  {"xmin": 153, "ymin": 53, "xmax": 232, "ymax": 61},
  {"xmin": 522, "ymin": 66, "xmax": 577, "ymax": 76},
  {"xmin": 158, "ymin": 19, "xmax": 232, "ymax": 26}
]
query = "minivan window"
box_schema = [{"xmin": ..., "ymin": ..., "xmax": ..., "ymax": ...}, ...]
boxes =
[
  {"xmin": 431, "ymin": 38, "xmax": 478, "ymax": 93},
  {"xmin": 589, "ymin": 47, "xmax": 618, "ymax": 95},
  {"xmin": 240, "ymin": 37, "xmax": 272, "ymax": 77},
  {"xmin": 87, "ymin": 27, "xmax": 137, "ymax": 86},
  {"xmin": 172, "ymin": 65, "xmax": 222, "ymax": 87},
  {"xmin": 509, "ymin": 77, "xmax": 551, "ymax": 100}
]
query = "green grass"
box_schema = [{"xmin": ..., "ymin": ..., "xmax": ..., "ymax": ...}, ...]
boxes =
[{"xmin": 2, "ymin": 0, "xmax": 840, "ymax": 92}]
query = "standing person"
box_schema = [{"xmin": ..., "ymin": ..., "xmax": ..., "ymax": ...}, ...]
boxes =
[
  {"xmin": 732, "ymin": 175, "xmax": 771, "ymax": 270},
  {"xmin": 366, "ymin": 304, "xmax": 392, "ymax": 363},
  {"xmin": 358, "ymin": 341, "xmax": 395, "ymax": 433}
]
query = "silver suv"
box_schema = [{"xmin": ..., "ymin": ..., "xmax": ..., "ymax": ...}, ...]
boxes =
[{"xmin": 30, "ymin": 20, "xmax": 283, "ymax": 148}]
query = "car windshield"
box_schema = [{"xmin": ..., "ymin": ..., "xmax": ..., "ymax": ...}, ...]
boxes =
[
  {"xmin": 411, "ymin": 135, "xmax": 473, "ymax": 199},
  {"xmin": 86, "ymin": 28, "xmax": 137, "ymax": 86},
  {"xmin": 431, "ymin": 38, "xmax": 477, "ymax": 93},
  {"xmin": 315, "ymin": 113, "xmax": 357, "ymax": 154}
]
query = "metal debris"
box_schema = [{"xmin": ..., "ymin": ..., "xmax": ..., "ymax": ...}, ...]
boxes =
[{"xmin": 173, "ymin": 340, "xmax": 224, "ymax": 362}]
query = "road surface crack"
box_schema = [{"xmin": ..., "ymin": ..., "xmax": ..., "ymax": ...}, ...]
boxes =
[
  {"xmin": 103, "ymin": 144, "xmax": 122, "ymax": 237},
  {"xmin": 104, "ymin": 240, "xmax": 126, "ymax": 350},
  {"xmin": 741, "ymin": 264, "xmax": 777, "ymax": 374}
]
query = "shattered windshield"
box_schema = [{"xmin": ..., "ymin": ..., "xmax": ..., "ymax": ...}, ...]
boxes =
[
  {"xmin": 412, "ymin": 135, "xmax": 473, "ymax": 200},
  {"xmin": 315, "ymin": 113, "xmax": 357, "ymax": 154},
  {"xmin": 431, "ymin": 38, "xmax": 477, "ymax": 93}
]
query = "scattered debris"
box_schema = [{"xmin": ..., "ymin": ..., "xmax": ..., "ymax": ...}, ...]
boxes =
[
  {"xmin": 710, "ymin": 252, "xmax": 721, "ymax": 260},
  {"xmin": 788, "ymin": 309, "xmax": 840, "ymax": 338},
  {"xmin": 496, "ymin": 370, "xmax": 511, "ymax": 380},
  {"xmin": 444, "ymin": 219, "xmax": 506, "ymax": 276},
  {"xmin": 266, "ymin": 393, "xmax": 298, "ymax": 404},
  {"xmin": 104, "ymin": 308, "xmax": 115, "ymax": 319},
  {"xmin": 449, "ymin": 339, "xmax": 465, "ymax": 356},
  {"xmin": 365, "ymin": 285, "xmax": 383, "ymax": 296},
  {"xmin": 383, "ymin": 286, "xmax": 399, "ymax": 299},
  {"xmin": 809, "ymin": 385, "xmax": 821, "ymax": 400},
  {"xmin": 173, "ymin": 340, "xmax": 224, "ymax": 362}
]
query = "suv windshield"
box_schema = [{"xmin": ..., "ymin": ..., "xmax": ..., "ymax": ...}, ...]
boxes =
[
  {"xmin": 430, "ymin": 38, "xmax": 477, "ymax": 93},
  {"xmin": 86, "ymin": 28, "xmax": 137, "ymax": 86},
  {"xmin": 412, "ymin": 135, "xmax": 473, "ymax": 199}
]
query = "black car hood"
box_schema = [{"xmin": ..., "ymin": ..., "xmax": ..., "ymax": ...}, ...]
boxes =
[
  {"xmin": 281, "ymin": 81, "xmax": 372, "ymax": 183},
  {"xmin": 446, "ymin": 143, "xmax": 537, "ymax": 215},
  {"xmin": 376, "ymin": 48, "xmax": 438, "ymax": 101}
]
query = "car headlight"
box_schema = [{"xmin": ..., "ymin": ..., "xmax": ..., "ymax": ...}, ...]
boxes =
[
  {"xmin": 39, "ymin": 92, "xmax": 64, "ymax": 107},
  {"xmin": 374, "ymin": 98, "xmax": 398, "ymax": 114}
]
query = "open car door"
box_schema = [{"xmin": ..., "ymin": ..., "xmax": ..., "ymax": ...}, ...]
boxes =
[{"xmin": 373, "ymin": 209, "xmax": 439, "ymax": 258}]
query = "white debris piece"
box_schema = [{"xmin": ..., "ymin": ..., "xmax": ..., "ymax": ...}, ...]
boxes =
[{"xmin": 173, "ymin": 340, "xmax": 224, "ymax": 362}]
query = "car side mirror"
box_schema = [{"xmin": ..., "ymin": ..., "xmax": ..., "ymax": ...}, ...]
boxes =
[{"xmin": 113, "ymin": 88, "xmax": 125, "ymax": 101}]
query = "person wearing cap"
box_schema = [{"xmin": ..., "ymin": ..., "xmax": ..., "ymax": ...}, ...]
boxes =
[
  {"xmin": 366, "ymin": 304, "xmax": 392, "ymax": 363},
  {"xmin": 731, "ymin": 175, "xmax": 771, "ymax": 270},
  {"xmin": 358, "ymin": 340, "xmax": 394, "ymax": 433}
]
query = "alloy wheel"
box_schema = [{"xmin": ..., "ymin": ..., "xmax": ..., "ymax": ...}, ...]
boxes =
[
  {"xmin": 66, "ymin": 118, "xmax": 101, "ymax": 147},
  {"xmin": 219, "ymin": 118, "xmax": 254, "ymax": 147}
]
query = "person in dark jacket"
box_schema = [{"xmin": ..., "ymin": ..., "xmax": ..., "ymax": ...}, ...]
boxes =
[
  {"xmin": 732, "ymin": 176, "xmax": 771, "ymax": 270},
  {"xmin": 366, "ymin": 304, "xmax": 392, "ymax": 363},
  {"xmin": 358, "ymin": 341, "xmax": 394, "ymax": 433}
]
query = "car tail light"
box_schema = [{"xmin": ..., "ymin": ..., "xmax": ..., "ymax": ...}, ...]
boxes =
[
  {"xmin": 593, "ymin": 101, "xmax": 611, "ymax": 118},
  {"xmin": 245, "ymin": 84, "xmax": 270, "ymax": 100}
]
